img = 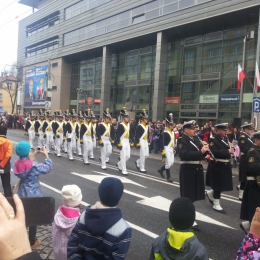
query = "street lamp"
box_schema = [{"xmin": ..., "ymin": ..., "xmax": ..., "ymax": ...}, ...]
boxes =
[{"xmin": 76, "ymin": 88, "xmax": 82, "ymax": 113}]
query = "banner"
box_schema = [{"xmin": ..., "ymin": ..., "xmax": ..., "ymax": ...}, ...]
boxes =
[
  {"xmin": 219, "ymin": 94, "xmax": 240, "ymax": 103},
  {"xmin": 24, "ymin": 65, "xmax": 48, "ymax": 107},
  {"xmin": 199, "ymin": 95, "xmax": 219, "ymax": 103},
  {"xmin": 164, "ymin": 97, "xmax": 180, "ymax": 104}
]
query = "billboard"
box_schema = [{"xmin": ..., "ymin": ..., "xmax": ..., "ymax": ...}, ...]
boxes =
[
  {"xmin": 219, "ymin": 94, "xmax": 240, "ymax": 103},
  {"xmin": 24, "ymin": 65, "xmax": 48, "ymax": 107},
  {"xmin": 199, "ymin": 95, "xmax": 219, "ymax": 103},
  {"xmin": 164, "ymin": 97, "xmax": 180, "ymax": 104}
]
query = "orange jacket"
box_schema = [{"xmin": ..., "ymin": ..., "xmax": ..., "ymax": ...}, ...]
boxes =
[{"xmin": 0, "ymin": 136, "xmax": 12, "ymax": 170}]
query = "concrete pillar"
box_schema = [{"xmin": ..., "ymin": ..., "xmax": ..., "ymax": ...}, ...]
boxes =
[
  {"xmin": 152, "ymin": 32, "xmax": 168, "ymax": 122},
  {"xmin": 100, "ymin": 46, "xmax": 112, "ymax": 115}
]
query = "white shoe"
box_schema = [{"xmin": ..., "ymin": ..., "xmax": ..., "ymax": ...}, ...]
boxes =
[
  {"xmin": 69, "ymin": 157, "xmax": 74, "ymax": 161},
  {"xmin": 206, "ymin": 189, "xmax": 214, "ymax": 205},
  {"xmin": 122, "ymin": 172, "xmax": 128, "ymax": 176},
  {"xmin": 239, "ymin": 190, "xmax": 244, "ymax": 201},
  {"xmin": 78, "ymin": 153, "xmax": 82, "ymax": 156},
  {"xmin": 57, "ymin": 154, "xmax": 61, "ymax": 157},
  {"xmin": 101, "ymin": 166, "xmax": 107, "ymax": 170},
  {"xmin": 240, "ymin": 221, "xmax": 250, "ymax": 234},
  {"xmin": 213, "ymin": 199, "xmax": 226, "ymax": 214}
]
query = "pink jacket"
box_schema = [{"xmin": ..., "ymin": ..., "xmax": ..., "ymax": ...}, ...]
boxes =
[
  {"xmin": 234, "ymin": 144, "xmax": 240, "ymax": 158},
  {"xmin": 52, "ymin": 206, "xmax": 80, "ymax": 260}
]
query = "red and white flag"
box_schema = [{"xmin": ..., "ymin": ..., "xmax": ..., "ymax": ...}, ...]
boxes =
[
  {"xmin": 237, "ymin": 63, "xmax": 246, "ymax": 91},
  {"xmin": 255, "ymin": 61, "xmax": 260, "ymax": 91}
]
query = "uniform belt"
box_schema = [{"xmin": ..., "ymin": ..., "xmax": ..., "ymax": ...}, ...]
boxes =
[
  {"xmin": 247, "ymin": 177, "xmax": 255, "ymax": 181},
  {"xmin": 210, "ymin": 158, "xmax": 230, "ymax": 163},
  {"xmin": 240, "ymin": 152, "xmax": 245, "ymax": 155},
  {"xmin": 180, "ymin": 161, "xmax": 202, "ymax": 165}
]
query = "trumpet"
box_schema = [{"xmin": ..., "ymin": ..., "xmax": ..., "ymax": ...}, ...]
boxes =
[{"xmin": 195, "ymin": 134, "xmax": 216, "ymax": 162}]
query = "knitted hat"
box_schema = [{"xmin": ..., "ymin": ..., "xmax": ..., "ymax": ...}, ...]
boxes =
[
  {"xmin": 169, "ymin": 197, "xmax": 195, "ymax": 231},
  {"xmin": 61, "ymin": 185, "xmax": 82, "ymax": 207},
  {"xmin": 98, "ymin": 177, "xmax": 124, "ymax": 207},
  {"xmin": 0, "ymin": 126, "xmax": 7, "ymax": 136},
  {"xmin": 16, "ymin": 141, "xmax": 31, "ymax": 157}
]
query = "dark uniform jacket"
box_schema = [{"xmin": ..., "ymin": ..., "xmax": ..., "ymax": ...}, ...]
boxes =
[
  {"xmin": 42, "ymin": 120, "xmax": 55, "ymax": 134},
  {"xmin": 97, "ymin": 123, "xmax": 115, "ymax": 141},
  {"xmin": 116, "ymin": 122, "xmax": 134, "ymax": 144},
  {"xmin": 240, "ymin": 145, "xmax": 260, "ymax": 222},
  {"xmin": 34, "ymin": 120, "xmax": 45, "ymax": 134},
  {"xmin": 25, "ymin": 120, "xmax": 35, "ymax": 132},
  {"xmin": 238, "ymin": 133, "xmax": 254, "ymax": 182},
  {"xmin": 206, "ymin": 134, "xmax": 233, "ymax": 192},
  {"xmin": 135, "ymin": 123, "xmax": 149, "ymax": 145},
  {"xmin": 53, "ymin": 120, "xmax": 66, "ymax": 137},
  {"xmin": 176, "ymin": 134, "xmax": 205, "ymax": 202},
  {"xmin": 79, "ymin": 121, "xmax": 93, "ymax": 140},
  {"xmin": 65, "ymin": 121, "xmax": 79, "ymax": 139}
]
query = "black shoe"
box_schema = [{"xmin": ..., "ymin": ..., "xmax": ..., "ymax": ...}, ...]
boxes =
[
  {"xmin": 158, "ymin": 169, "xmax": 165, "ymax": 178},
  {"xmin": 192, "ymin": 224, "xmax": 200, "ymax": 231},
  {"xmin": 84, "ymin": 162, "xmax": 90, "ymax": 165},
  {"xmin": 135, "ymin": 161, "xmax": 140, "ymax": 170},
  {"xmin": 213, "ymin": 208, "xmax": 226, "ymax": 214},
  {"xmin": 140, "ymin": 170, "xmax": 147, "ymax": 173},
  {"xmin": 106, "ymin": 161, "xmax": 110, "ymax": 164},
  {"xmin": 89, "ymin": 157, "xmax": 95, "ymax": 160},
  {"xmin": 167, "ymin": 177, "xmax": 173, "ymax": 183}
]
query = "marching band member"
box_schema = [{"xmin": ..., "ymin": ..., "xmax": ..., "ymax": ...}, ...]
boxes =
[
  {"xmin": 89, "ymin": 111, "xmax": 96, "ymax": 160},
  {"xmin": 76, "ymin": 111, "xmax": 83, "ymax": 156},
  {"xmin": 80, "ymin": 110, "xmax": 93, "ymax": 165},
  {"xmin": 206, "ymin": 123, "xmax": 233, "ymax": 214},
  {"xmin": 35, "ymin": 110, "xmax": 45, "ymax": 150},
  {"xmin": 116, "ymin": 107, "xmax": 133, "ymax": 175},
  {"xmin": 177, "ymin": 120, "xmax": 210, "ymax": 231},
  {"xmin": 53, "ymin": 111, "xmax": 65, "ymax": 157},
  {"xmin": 135, "ymin": 109, "xmax": 149, "ymax": 173},
  {"xmin": 63, "ymin": 110, "xmax": 70, "ymax": 153},
  {"xmin": 158, "ymin": 113, "xmax": 175, "ymax": 183},
  {"xmin": 66, "ymin": 110, "xmax": 80, "ymax": 161},
  {"xmin": 25, "ymin": 111, "xmax": 36, "ymax": 149},
  {"xmin": 97, "ymin": 109, "xmax": 115, "ymax": 170},
  {"xmin": 42, "ymin": 111, "xmax": 55, "ymax": 153},
  {"xmin": 238, "ymin": 123, "xmax": 254, "ymax": 200}
]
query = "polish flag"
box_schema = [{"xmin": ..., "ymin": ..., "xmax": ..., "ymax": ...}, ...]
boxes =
[
  {"xmin": 237, "ymin": 63, "xmax": 246, "ymax": 91},
  {"xmin": 255, "ymin": 61, "xmax": 260, "ymax": 91}
]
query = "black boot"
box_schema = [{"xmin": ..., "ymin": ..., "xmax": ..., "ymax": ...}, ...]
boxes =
[
  {"xmin": 158, "ymin": 166, "xmax": 165, "ymax": 178},
  {"xmin": 166, "ymin": 169, "xmax": 173, "ymax": 183}
]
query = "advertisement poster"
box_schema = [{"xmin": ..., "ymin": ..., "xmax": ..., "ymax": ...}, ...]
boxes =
[{"xmin": 24, "ymin": 65, "xmax": 48, "ymax": 107}]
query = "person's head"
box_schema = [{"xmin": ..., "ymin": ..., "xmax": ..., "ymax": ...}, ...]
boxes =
[
  {"xmin": 253, "ymin": 132, "xmax": 260, "ymax": 147},
  {"xmin": 40, "ymin": 77, "xmax": 45, "ymax": 90},
  {"xmin": 233, "ymin": 127, "xmax": 237, "ymax": 133},
  {"xmin": 61, "ymin": 185, "xmax": 82, "ymax": 208},
  {"xmin": 112, "ymin": 118, "xmax": 117, "ymax": 124},
  {"xmin": 98, "ymin": 177, "xmax": 124, "ymax": 207},
  {"xmin": 120, "ymin": 107, "xmax": 129, "ymax": 123},
  {"xmin": 169, "ymin": 197, "xmax": 195, "ymax": 231},
  {"xmin": 183, "ymin": 120, "xmax": 197, "ymax": 137},
  {"xmin": 0, "ymin": 126, "xmax": 7, "ymax": 137},
  {"xmin": 29, "ymin": 80, "xmax": 34, "ymax": 93},
  {"xmin": 242, "ymin": 123, "xmax": 253, "ymax": 136},
  {"xmin": 215, "ymin": 123, "xmax": 228, "ymax": 137},
  {"xmin": 139, "ymin": 109, "xmax": 149, "ymax": 124},
  {"xmin": 103, "ymin": 109, "xmax": 112, "ymax": 123},
  {"xmin": 16, "ymin": 141, "xmax": 31, "ymax": 158}
]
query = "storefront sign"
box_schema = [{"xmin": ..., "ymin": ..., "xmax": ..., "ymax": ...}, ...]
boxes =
[
  {"xmin": 94, "ymin": 99, "xmax": 101, "ymax": 103},
  {"xmin": 87, "ymin": 97, "xmax": 92, "ymax": 105},
  {"xmin": 253, "ymin": 97, "xmax": 260, "ymax": 112},
  {"xmin": 219, "ymin": 94, "xmax": 240, "ymax": 103},
  {"xmin": 164, "ymin": 97, "xmax": 180, "ymax": 104},
  {"xmin": 199, "ymin": 95, "xmax": 219, "ymax": 103}
]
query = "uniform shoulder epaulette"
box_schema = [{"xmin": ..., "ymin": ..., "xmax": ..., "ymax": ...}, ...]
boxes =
[
  {"xmin": 178, "ymin": 137, "xmax": 182, "ymax": 139},
  {"xmin": 249, "ymin": 148, "xmax": 255, "ymax": 152},
  {"xmin": 241, "ymin": 135, "xmax": 245, "ymax": 138},
  {"xmin": 211, "ymin": 137, "xmax": 215, "ymax": 139}
]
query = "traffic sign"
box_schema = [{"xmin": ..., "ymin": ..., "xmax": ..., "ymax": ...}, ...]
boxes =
[{"xmin": 253, "ymin": 97, "xmax": 260, "ymax": 112}]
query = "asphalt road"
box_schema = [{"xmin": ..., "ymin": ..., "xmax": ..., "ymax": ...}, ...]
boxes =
[{"xmin": 6, "ymin": 130, "xmax": 244, "ymax": 260}]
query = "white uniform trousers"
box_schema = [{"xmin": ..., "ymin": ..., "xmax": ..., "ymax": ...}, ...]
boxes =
[
  {"xmin": 68, "ymin": 133, "xmax": 77, "ymax": 160},
  {"xmin": 63, "ymin": 139, "xmax": 68, "ymax": 152},
  {"xmin": 55, "ymin": 133, "xmax": 64, "ymax": 156},
  {"xmin": 89, "ymin": 136, "xmax": 96, "ymax": 158},
  {"xmin": 100, "ymin": 137, "xmax": 112, "ymax": 169},
  {"xmin": 45, "ymin": 131, "xmax": 53, "ymax": 152},
  {"xmin": 118, "ymin": 138, "xmax": 131, "ymax": 175},
  {"xmin": 76, "ymin": 139, "xmax": 82, "ymax": 155},
  {"xmin": 136, "ymin": 139, "xmax": 149, "ymax": 171},
  {"xmin": 83, "ymin": 136, "xmax": 93, "ymax": 164},
  {"xmin": 37, "ymin": 131, "xmax": 45, "ymax": 148},
  {"xmin": 28, "ymin": 130, "xmax": 35, "ymax": 149},
  {"xmin": 165, "ymin": 146, "xmax": 174, "ymax": 169}
]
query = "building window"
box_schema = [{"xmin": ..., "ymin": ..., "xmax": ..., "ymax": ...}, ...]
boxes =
[
  {"xmin": 7, "ymin": 83, "xmax": 12, "ymax": 90},
  {"xmin": 27, "ymin": 11, "xmax": 60, "ymax": 37},
  {"xmin": 0, "ymin": 94, "xmax": 2, "ymax": 102},
  {"xmin": 208, "ymin": 49, "xmax": 214, "ymax": 58},
  {"xmin": 184, "ymin": 83, "xmax": 192, "ymax": 92},
  {"xmin": 26, "ymin": 37, "xmax": 59, "ymax": 57},
  {"xmin": 233, "ymin": 45, "xmax": 239, "ymax": 54},
  {"xmin": 52, "ymin": 86, "xmax": 57, "ymax": 91},
  {"xmin": 185, "ymin": 52, "xmax": 194, "ymax": 61},
  {"xmin": 52, "ymin": 62, "xmax": 58, "ymax": 68},
  {"xmin": 132, "ymin": 14, "xmax": 145, "ymax": 24}
]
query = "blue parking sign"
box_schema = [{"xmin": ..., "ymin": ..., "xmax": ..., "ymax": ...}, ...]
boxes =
[{"xmin": 253, "ymin": 97, "xmax": 260, "ymax": 112}]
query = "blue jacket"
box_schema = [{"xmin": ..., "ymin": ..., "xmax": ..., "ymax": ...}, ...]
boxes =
[
  {"xmin": 13, "ymin": 157, "xmax": 52, "ymax": 198},
  {"xmin": 67, "ymin": 205, "xmax": 132, "ymax": 260}
]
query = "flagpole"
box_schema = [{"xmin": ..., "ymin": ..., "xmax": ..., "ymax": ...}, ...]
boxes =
[{"xmin": 238, "ymin": 36, "xmax": 246, "ymax": 118}]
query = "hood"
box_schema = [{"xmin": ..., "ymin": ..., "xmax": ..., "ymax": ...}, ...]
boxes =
[
  {"xmin": 54, "ymin": 206, "xmax": 80, "ymax": 230},
  {"xmin": 14, "ymin": 158, "xmax": 33, "ymax": 174},
  {"xmin": 83, "ymin": 204, "xmax": 122, "ymax": 236},
  {"xmin": 0, "ymin": 136, "xmax": 8, "ymax": 146}
]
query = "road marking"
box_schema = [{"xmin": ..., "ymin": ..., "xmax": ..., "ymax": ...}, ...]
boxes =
[
  {"xmin": 11, "ymin": 139, "xmax": 240, "ymax": 204},
  {"xmin": 70, "ymin": 171, "xmax": 236, "ymax": 230},
  {"xmin": 39, "ymin": 182, "xmax": 157, "ymax": 238}
]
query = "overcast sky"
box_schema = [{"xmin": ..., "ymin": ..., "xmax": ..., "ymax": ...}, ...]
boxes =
[{"xmin": 0, "ymin": 1, "xmax": 33, "ymax": 72}]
